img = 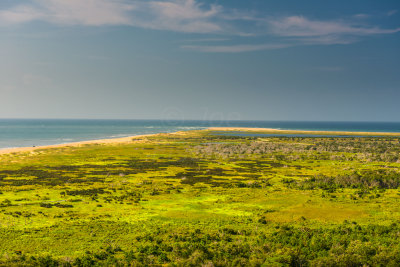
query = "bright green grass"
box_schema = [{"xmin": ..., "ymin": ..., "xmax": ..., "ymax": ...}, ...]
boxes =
[{"xmin": 0, "ymin": 130, "xmax": 400, "ymax": 266}]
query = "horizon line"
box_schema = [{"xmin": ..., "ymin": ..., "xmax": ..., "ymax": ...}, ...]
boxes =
[{"xmin": 1, "ymin": 118, "xmax": 400, "ymax": 123}]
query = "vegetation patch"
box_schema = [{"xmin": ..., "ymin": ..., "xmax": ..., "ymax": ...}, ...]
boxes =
[{"xmin": 0, "ymin": 130, "xmax": 399, "ymax": 265}]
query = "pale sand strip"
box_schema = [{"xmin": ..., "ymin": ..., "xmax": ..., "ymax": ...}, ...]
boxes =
[
  {"xmin": 207, "ymin": 127, "xmax": 400, "ymax": 136},
  {"xmin": 0, "ymin": 133, "xmax": 158, "ymax": 155},
  {"xmin": 1, "ymin": 127, "xmax": 400, "ymax": 156}
]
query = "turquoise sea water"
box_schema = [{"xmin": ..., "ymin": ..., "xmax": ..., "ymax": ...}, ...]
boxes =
[{"xmin": 1, "ymin": 119, "xmax": 400, "ymax": 149}]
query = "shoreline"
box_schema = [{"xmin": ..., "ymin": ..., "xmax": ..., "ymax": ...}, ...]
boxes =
[
  {"xmin": 207, "ymin": 127, "xmax": 400, "ymax": 136},
  {"xmin": 1, "ymin": 127, "xmax": 400, "ymax": 155},
  {"xmin": 0, "ymin": 133, "xmax": 160, "ymax": 155}
]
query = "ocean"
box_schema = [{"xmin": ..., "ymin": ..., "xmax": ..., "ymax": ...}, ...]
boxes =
[{"xmin": 1, "ymin": 119, "xmax": 400, "ymax": 149}]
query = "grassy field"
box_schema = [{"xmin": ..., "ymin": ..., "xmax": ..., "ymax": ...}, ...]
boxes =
[{"xmin": 0, "ymin": 130, "xmax": 400, "ymax": 266}]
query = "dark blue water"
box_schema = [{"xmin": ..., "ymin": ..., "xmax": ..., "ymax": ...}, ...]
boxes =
[{"xmin": 1, "ymin": 119, "xmax": 399, "ymax": 149}]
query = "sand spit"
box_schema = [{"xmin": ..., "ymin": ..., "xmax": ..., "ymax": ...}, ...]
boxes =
[
  {"xmin": 0, "ymin": 133, "xmax": 157, "ymax": 155},
  {"xmin": 207, "ymin": 127, "xmax": 400, "ymax": 136},
  {"xmin": 1, "ymin": 127, "xmax": 399, "ymax": 155}
]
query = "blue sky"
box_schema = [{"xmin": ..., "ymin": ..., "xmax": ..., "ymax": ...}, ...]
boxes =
[{"xmin": 0, "ymin": 0, "xmax": 399, "ymax": 121}]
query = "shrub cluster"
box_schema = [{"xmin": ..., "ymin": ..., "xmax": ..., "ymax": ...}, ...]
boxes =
[{"xmin": 2, "ymin": 222, "xmax": 400, "ymax": 266}]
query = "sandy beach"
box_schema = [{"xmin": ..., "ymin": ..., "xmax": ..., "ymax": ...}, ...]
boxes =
[
  {"xmin": 207, "ymin": 127, "xmax": 400, "ymax": 136},
  {"xmin": 0, "ymin": 133, "xmax": 158, "ymax": 155},
  {"xmin": 1, "ymin": 127, "xmax": 400, "ymax": 156}
]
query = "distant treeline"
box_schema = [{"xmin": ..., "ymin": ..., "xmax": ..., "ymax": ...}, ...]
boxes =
[{"xmin": 192, "ymin": 137, "xmax": 400, "ymax": 162}]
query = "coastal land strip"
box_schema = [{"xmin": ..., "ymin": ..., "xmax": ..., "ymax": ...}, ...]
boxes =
[{"xmin": 1, "ymin": 126, "xmax": 400, "ymax": 155}]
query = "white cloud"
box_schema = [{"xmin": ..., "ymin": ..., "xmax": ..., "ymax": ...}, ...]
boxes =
[
  {"xmin": 259, "ymin": 15, "xmax": 400, "ymax": 46},
  {"xmin": 0, "ymin": 1, "xmax": 399, "ymax": 52},
  {"xmin": 181, "ymin": 13, "xmax": 400, "ymax": 52},
  {"xmin": 0, "ymin": 0, "xmax": 135, "ymax": 26},
  {"xmin": 387, "ymin": 10, "xmax": 398, "ymax": 17},
  {"xmin": 353, "ymin": 14, "xmax": 370, "ymax": 19},
  {"xmin": 268, "ymin": 16, "xmax": 400, "ymax": 38},
  {"xmin": 149, "ymin": 0, "xmax": 219, "ymax": 20},
  {"xmin": 0, "ymin": 0, "xmax": 222, "ymax": 33},
  {"xmin": 298, "ymin": 35, "xmax": 359, "ymax": 45},
  {"xmin": 0, "ymin": 5, "xmax": 44, "ymax": 24},
  {"xmin": 182, "ymin": 43, "xmax": 291, "ymax": 53},
  {"xmin": 182, "ymin": 38, "xmax": 230, "ymax": 42},
  {"xmin": 129, "ymin": 0, "xmax": 222, "ymax": 33}
]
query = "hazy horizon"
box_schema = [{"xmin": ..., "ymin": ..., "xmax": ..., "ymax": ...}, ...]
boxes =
[{"xmin": 2, "ymin": 118, "xmax": 400, "ymax": 123}]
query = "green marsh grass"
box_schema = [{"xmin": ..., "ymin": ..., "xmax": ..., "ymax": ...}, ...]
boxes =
[{"xmin": 0, "ymin": 130, "xmax": 400, "ymax": 265}]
